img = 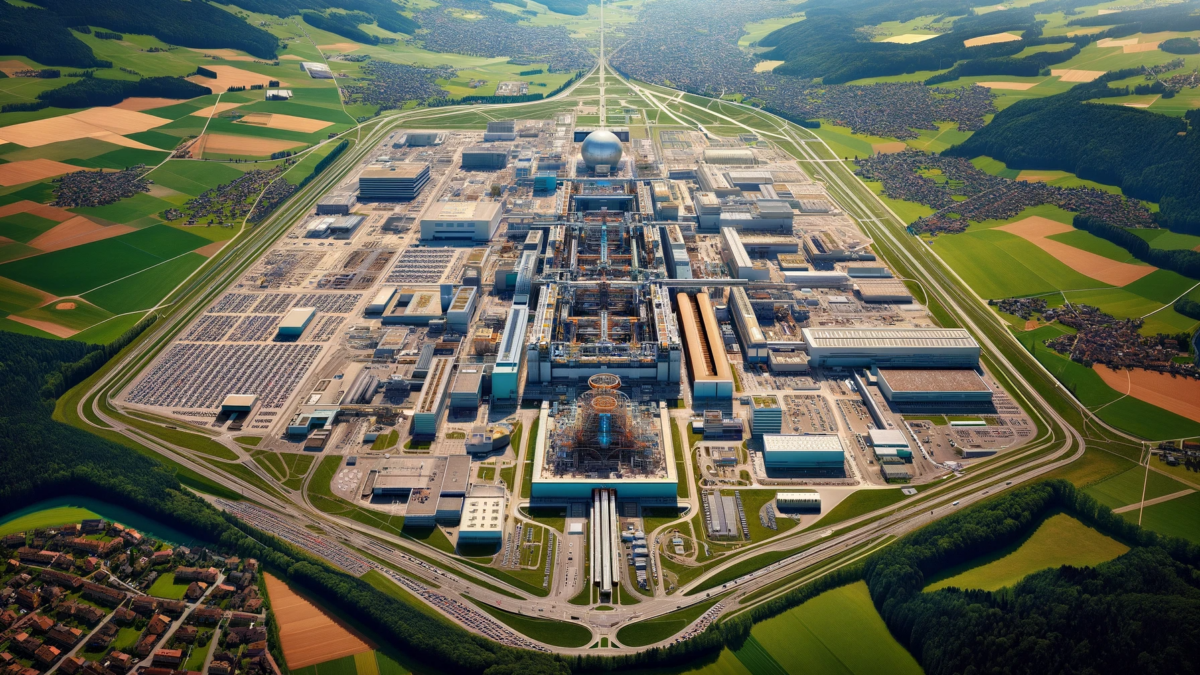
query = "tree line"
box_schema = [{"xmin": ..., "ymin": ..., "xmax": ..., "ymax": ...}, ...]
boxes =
[
  {"xmin": 296, "ymin": 139, "xmax": 349, "ymax": 189},
  {"xmin": 1073, "ymin": 214, "xmax": 1200, "ymax": 279},
  {"xmin": 37, "ymin": 75, "xmax": 211, "ymax": 109},
  {"xmin": 947, "ymin": 69, "xmax": 1200, "ymax": 234},
  {"xmin": 0, "ymin": 2, "xmax": 112, "ymax": 68},
  {"xmin": 301, "ymin": 10, "xmax": 383, "ymax": 46},
  {"xmin": 224, "ymin": 0, "xmax": 419, "ymax": 35}
]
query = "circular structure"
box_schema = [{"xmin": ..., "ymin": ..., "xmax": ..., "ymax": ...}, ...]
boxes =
[
  {"xmin": 589, "ymin": 373, "xmax": 622, "ymax": 390},
  {"xmin": 580, "ymin": 129, "xmax": 623, "ymax": 170},
  {"xmin": 591, "ymin": 395, "xmax": 619, "ymax": 413}
]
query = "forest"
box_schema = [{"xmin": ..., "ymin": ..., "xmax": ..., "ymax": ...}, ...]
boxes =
[
  {"xmin": 0, "ymin": 2, "xmax": 112, "ymax": 68},
  {"xmin": 756, "ymin": 0, "xmax": 1102, "ymax": 84},
  {"xmin": 947, "ymin": 72, "xmax": 1200, "ymax": 233},
  {"xmin": 225, "ymin": 0, "xmax": 419, "ymax": 35},
  {"xmin": 301, "ymin": 10, "xmax": 383, "ymax": 46},
  {"xmin": 1073, "ymin": 214, "xmax": 1200, "ymax": 279},
  {"xmin": 37, "ymin": 75, "xmax": 211, "ymax": 109}
]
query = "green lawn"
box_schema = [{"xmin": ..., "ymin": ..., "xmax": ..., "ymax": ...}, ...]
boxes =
[
  {"xmin": 82, "ymin": 252, "xmax": 207, "ymax": 314},
  {"xmin": 615, "ymin": 596, "xmax": 724, "ymax": 647},
  {"xmin": 744, "ymin": 581, "xmax": 922, "ymax": 675},
  {"xmin": 1123, "ymin": 491, "xmax": 1200, "ymax": 544},
  {"xmin": 464, "ymin": 597, "xmax": 592, "ymax": 647},
  {"xmin": 0, "ymin": 504, "xmax": 101, "ymax": 536},
  {"xmin": 1084, "ymin": 466, "xmax": 1191, "ymax": 510},
  {"xmin": 926, "ymin": 513, "xmax": 1129, "ymax": 592},
  {"xmin": 148, "ymin": 571, "xmax": 190, "ymax": 599},
  {"xmin": 814, "ymin": 488, "xmax": 910, "ymax": 531}
]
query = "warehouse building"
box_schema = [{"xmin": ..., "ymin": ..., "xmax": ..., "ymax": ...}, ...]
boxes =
[
  {"xmin": 677, "ymin": 292, "xmax": 734, "ymax": 399},
  {"xmin": 420, "ymin": 201, "xmax": 502, "ymax": 242},
  {"xmin": 220, "ymin": 394, "xmax": 258, "ymax": 413},
  {"xmin": 412, "ymin": 357, "xmax": 453, "ymax": 436},
  {"xmin": 277, "ymin": 307, "xmax": 315, "ymax": 337},
  {"xmin": 316, "ymin": 194, "xmax": 356, "ymax": 215},
  {"xmin": 458, "ymin": 486, "xmax": 506, "ymax": 542},
  {"xmin": 867, "ymin": 428, "xmax": 913, "ymax": 460},
  {"xmin": 461, "ymin": 147, "xmax": 509, "ymax": 170},
  {"xmin": 358, "ymin": 163, "xmax": 430, "ymax": 201},
  {"xmin": 802, "ymin": 328, "xmax": 981, "ymax": 368},
  {"xmin": 301, "ymin": 62, "xmax": 332, "ymax": 79},
  {"xmin": 761, "ymin": 434, "xmax": 846, "ymax": 470},
  {"xmin": 731, "ymin": 287, "xmax": 768, "ymax": 363},
  {"xmin": 483, "ymin": 120, "xmax": 517, "ymax": 141},
  {"xmin": 775, "ymin": 492, "xmax": 821, "ymax": 512},
  {"xmin": 750, "ymin": 395, "xmax": 782, "ymax": 435},
  {"xmin": 703, "ymin": 148, "xmax": 756, "ymax": 165},
  {"xmin": 721, "ymin": 227, "xmax": 770, "ymax": 281},
  {"xmin": 803, "ymin": 233, "xmax": 876, "ymax": 263},
  {"xmin": 382, "ymin": 289, "xmax": 443, "ymax": 325},
  {"xmin": 874, "ymin": 368, "xmax": 995, "ymax": 412},
  {"xmin": 855, "ymin": 280, "xmax": 913, "ymax": 304},
  {"xmin": 367, "ymin": 287, "xmax": 397, "ymax": 314}
]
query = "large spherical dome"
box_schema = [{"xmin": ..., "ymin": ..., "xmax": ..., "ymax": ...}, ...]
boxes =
[{"xmin": 580, "ymin": 130, "xmax": 623, "ymax": 169}]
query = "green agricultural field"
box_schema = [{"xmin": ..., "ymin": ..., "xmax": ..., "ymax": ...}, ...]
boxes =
[
  {"xmin": 905, "ymin": 121, "xmax": 974, "ymax": 153},
  {"xmin": 971, "ymin": 155, "xmax": 1021, "ymax": 179},
  {"xmin": 71, "ymin": 192, "xmax": 178, "ymax": 224},
  {"xmin": 1085, "ymin": 466, "xmax": 1192, "ymax": 510},
  {"xmin": 864, "ymin": 179, "xmax": 934, "ymax": 224},
  {"xmin": 1131, "ymin": 228, "xmax": 1200, "ymax": 251},
  {"xmin": 0, "ymin": 277, "xmax": 51, "ymax": 315},
  {"xmin": 464, "ymin": 597, "xmax": 592, "ymax": 647},
  {"xmin": 15, "ymin": 298, "xmax": 113, "ymax": 332},
  {"xmin": 70, "ymin": 313, "xmax": 146, "ymax": 345},
  {"xmin": 813, "ymin": 487, "xmax": 911, "ymax": 531},
  {"xmin": 0, "ymin": 504, "xmax": 101, "ymax": 536},
  {"xmin": 147, "ymin": 571, "xmax": 190, "ymax": 599},
  {"xmin": 745, "ymin": 581, "xmax": 922, "ymax": 675},
  {"xmin": 82, "ymin": 252, "xmax": 207, "ymax": 315},
  {"xmin": 0, "ymin": 224, "xmax": 209, "ymax": 296},
  {"xmin": 0, "ymin": 211, "xmax": 59, "ymax": 243},
  {"xmin": 932, "ymin": 225, "xmax": 1109, "ymax": 299},
  {"xmin": 926, "ymin": 513, "xmax": 1129, "ymax": 592},
  {"xmin": 1046, "ymin": 229, "xmax": 1143, "ymax": 263},
  {"xmin": 1124, "ymin": 491, "xmax": 1200, "ymax": 544},
  {"xmin": 148, "ymin": 161, "xmax": 248, "ymax": 196}
]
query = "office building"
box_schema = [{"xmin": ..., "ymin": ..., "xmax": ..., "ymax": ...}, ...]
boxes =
[{"xmin": 358, "ymin": 163, "xmax": 430, "ymax": 200}]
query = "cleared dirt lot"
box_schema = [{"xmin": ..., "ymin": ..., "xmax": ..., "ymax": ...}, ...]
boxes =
[
  {"xmin": 263, "ymin": 573, "xmax": 372, "ymax": 669},
  {"xmin": 997, "ymin": 216, "xmax": 1156, "ymax": 286}
]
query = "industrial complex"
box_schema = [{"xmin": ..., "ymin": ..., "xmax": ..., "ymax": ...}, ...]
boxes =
[{"xmin": 116, "ymin": 112, "xmax": 1031, "ymax": 605}]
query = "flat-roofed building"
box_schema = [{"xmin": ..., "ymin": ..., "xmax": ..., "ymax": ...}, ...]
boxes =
[
  {"xmin": 868, "ymin": 428, "xmax": 913, "ymax": 460},
  {"xmin": 420, "ymin": 201, "xmax": 502, "ymax": 242},
  {"xmin": 677, "ymin": 292, "xmax": 734, "ymax": 399},
  {"xmin": 778, "ymin": 254, "xmax": 809, "ymax": 271},
  {"xmin": 768, "ymin": 351, "xmax": 810, "ymax": 373},
  {"xmin": 461, "ymin": 147, "xmax": 509, "ymax": 170},
  {"xmin": 301, "ymin": 62, "xmax": 332, "ymax": 78},
  {"xmin": 750, "ymin": 395, "xmax": 782, "ymax": 435},
  {"xmin": 367, "ymin": 287, "xmax": 396, "ymax": 314},
  {"xmin": 220, "ymin": 394, "xmax": 258, "ymax": 412},
  {"xmin": 856, "ymin": 279, "xmax": 913, "ymax": 304},
  {"xmin": 762, "ymin": 434, "xmax": 845, "ymax": 469},
  {"xmin": 383, "ymin": 289, "xmax": 443, "ymax": 326},
  {"xmin": 446, "ymin": 286, "xmax": 478, "ymax": 332},
  {"xmin": 492, "ymin": 305, "xmax": 528, "ymax": 400},
  {"xmin": 459, "ymin": 486, "xmax": 506, "ymax": 542},
  {"xmin": 441, "ymin": 454, "xmax": 472, "ymax": 496},
  {"xmin": 802, "ymin": 328, "xmax": 980, "ymax": 368},
  {"xmin": 875, "ymin": 368, "xmax": 994, "ymax": 411},
  {"xmin": 703, "ymin": 148, "xmax": 755, "ymax": 165},
  {"xmin": 449, "ymin": 366, "xmax": 483, "ymax": 409},
  {"xmin": 316, "ymin": 194, "xmax": 356, "ymax": 215},
  {"xmin": 731, "ymin": 287, "xmax": 768, "ymax": 363},
  {"xmin": 277, "ymin": 307, "xmax": 315, "ymax": 337},
  {"xmin": 721, "ymin": 227, "xmax": 769, "ymax": 281},
  {"xmin": 359, "ymin": 163, "xmax": 430, "ymax": 201},
  {"xmin": 661, "ymin": 225, "xmax": 692, "ymax": 279},
  {"xmin": 412, "ymin": 357, "xmax": 453, "ymax": 436},
  {"xmin": 775, "ymin": 492, "xmax": 821, "ymax": 512}
]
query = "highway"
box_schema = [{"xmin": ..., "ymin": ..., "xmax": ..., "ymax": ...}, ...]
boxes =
[{"xmin": 62, "ymin": 5, "xmax": 1125, "ymax": 655}]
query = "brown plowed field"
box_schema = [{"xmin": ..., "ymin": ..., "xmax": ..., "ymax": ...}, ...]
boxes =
[
  {"xmin": 6, "ymin": 314, "xmax": 78, "ymax": 338},
  {"xmin": 186, "ymin": 65, "xmax": 281, "ymax": 93},
  {"xmin": 964, "ymin": 32, "xmax": 1021, "ymax": 47},
  {"xmin": 190, "ymin": 102, "xmax": 244, "ymax": 118},
  {"xmin": 978, "ymin": 81, "xmax": 1039, "ymax": 90},
  {"xmin": 0, "ymin": 159, "xmax": 85, "ymax": 187},
  {"xmin": 1094, "ymin": 365, "xmax": 1200, "ymax": 423},
  {"xmin": 194, "ymin": 133, "xmax": 305, "ymax": 157},
  {"xmin": 236, "ymin": 113, "xmax": 332, "ymax": 133},
  {"xmin": 28, "ymin": 216, "xmax": 134, "ymax": 252},
  {"xmin": 0, "ymin": 108, "xmax": 166, "ymax": 148},
  {"xmin": 113, "ymin": 97, "xmax": 188, "ymax": 112},
  {"xmin": 263, "ymin": 573, "xmax": 372, "ymax": 669},
  {"xmin": 0, "ymin": 200, "xmax": 73, "ymax": 223},
  {"xmin": 997, "ymin": 216, "xmax": 1156, "ymax": 286}
]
